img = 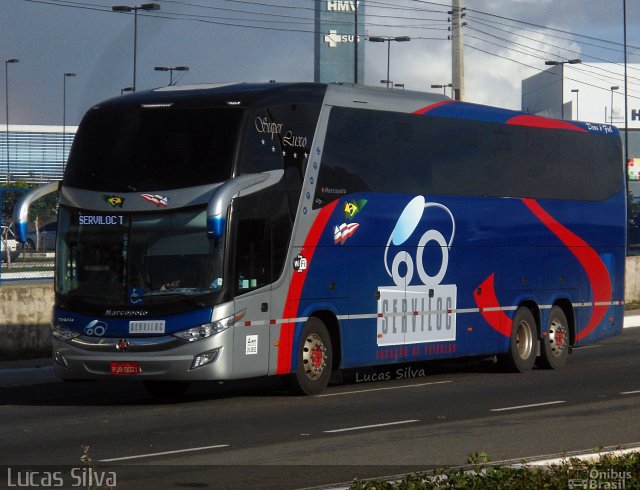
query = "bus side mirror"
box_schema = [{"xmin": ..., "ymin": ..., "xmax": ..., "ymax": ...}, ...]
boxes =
[
  {"xmin": 207, "ymin": 170, "xmax": 284, "ymax": 238},
  {"xmin": 13, "ymin": 181, "xmax": 61, "ymax": 242}
]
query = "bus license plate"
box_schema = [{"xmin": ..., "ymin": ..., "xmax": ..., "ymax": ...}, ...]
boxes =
[{"xmin": 110, "ymin": 362, "xmax": 141, "ymax": 375}]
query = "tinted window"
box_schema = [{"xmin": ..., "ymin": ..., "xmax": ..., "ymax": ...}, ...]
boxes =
[
  {"xmin": 314, "ymin": 107, "xmax": 622, "ymax": 207},
  {"xmin": 238, "ymin": 103, "xmax": 321, "ymax": 217},
  {"xmin": 65, "ymin": 107, "xmax": 243, "ymax": 191}
]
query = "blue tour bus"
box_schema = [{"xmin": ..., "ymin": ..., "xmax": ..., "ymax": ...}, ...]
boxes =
[{"xmin": 14, "ymin": 83, "xmax": 625, "ymax": 397}]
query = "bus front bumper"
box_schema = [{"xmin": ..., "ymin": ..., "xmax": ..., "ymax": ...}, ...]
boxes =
[{"xmin": 51, "ymin": 330, "xmax": 235, "ymax": 382}]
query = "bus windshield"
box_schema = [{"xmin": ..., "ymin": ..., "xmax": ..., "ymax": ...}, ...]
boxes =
[
  {"xmin": 63, "ymin": 106, "xmax": 243, "ymax": 191},
  {"xmin": 55, "ymin": 206, "xmax": 224, "ymax": 307}
]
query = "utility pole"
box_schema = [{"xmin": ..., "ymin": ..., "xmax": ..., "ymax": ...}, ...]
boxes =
[
  {"xmin": 354, "ymin": 1, "xmax": 358, "ymax": 84},
  {"xmin": 450, "ymin": 0, "xmax": 465, "ymax": 101}
]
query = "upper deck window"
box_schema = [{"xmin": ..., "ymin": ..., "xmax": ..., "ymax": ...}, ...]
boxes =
[
  {"xmin": 64, "ymin": 107, "xmax": 243, "ymax": 191},
  {"xmin": 315, "ymin": 107, "xmax": 622, "ymax": 206}
]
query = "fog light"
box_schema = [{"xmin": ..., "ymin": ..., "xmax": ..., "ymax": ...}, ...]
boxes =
[
  {"xmin": 54, "ymin": 350, "xmax": 70, "ymax": 369},
  {"xmin": 190, "ymin": 348, "xmax": 221, "ymax": 370}
]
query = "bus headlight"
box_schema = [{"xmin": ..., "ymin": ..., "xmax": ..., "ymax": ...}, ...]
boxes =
[
  {"xmin": 174, "ymin": 311, "xmax": 243, "ymax": 342},
  {"xmin": 52, "ymin": 325, "xmax": 81, "ymax": 341}
]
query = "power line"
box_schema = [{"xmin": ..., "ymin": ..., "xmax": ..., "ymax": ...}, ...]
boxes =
[
  {"xmin": 465, "ymin": 25, "xmax": 640, "ymax": 87},
  {"xmin": 467, "ymin": 15, "xmax": 640, "ymax": 62},
  {"xmin": 465, "ymin": 43, "xmax": 640, "ymax": 103},
  {"xmin": 466, "ymin": 6, "xmax": 640, "ymax": 52}
]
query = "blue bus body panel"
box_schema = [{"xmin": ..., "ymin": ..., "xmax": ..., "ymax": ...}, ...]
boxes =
[
  {"xmin": 293, "ymin": 192, "xmax": 625, "ymax": 369},
  {"xmin": 54, "ymin": 307, "xmax": 213, "ymax": 337}
]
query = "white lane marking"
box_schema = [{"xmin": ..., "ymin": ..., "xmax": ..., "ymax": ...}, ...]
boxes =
[
  {"xmin": 318, "ymin": 380, "xmax": 452, "ymax": 397},
  {"xmin": 490, "ymin": 400, "xmax": 566, "ymax": 412},
  {"xmin": 324, "ymin": 419, "xmax": 419, "ymax": 433},
  {"xmin": 98, "ymin": 444, "xmax": 229, "ymax": 462},
  {"xmin": 620, "ymin": 390, "xmax": 640, "ymax": 395}
]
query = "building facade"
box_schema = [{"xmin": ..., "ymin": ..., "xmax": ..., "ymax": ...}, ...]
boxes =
[
  {"xmin": 0, "ymin": 125, "xmax": 76, "ymax": 184},
  {"xmin": 314, "ymin": 0, "xmax": 365, "ymax": 83}
]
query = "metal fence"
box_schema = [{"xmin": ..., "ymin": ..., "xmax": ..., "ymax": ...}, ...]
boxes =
[{"xmin": 1, "ymin": 187, "xmax": 55, "ymax": 283}]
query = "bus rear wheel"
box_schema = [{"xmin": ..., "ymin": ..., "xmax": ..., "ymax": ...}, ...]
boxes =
[
  {"xmin": 500, "ymin": 306, "xmax": 537, "ymax": 372},
  {"xmin": 538, "ymin": 306, "xmax": 569, "ymax": 369},
  {"xmin": 285, "ymin": 318, "xmax": 333, "ymax": 396}
]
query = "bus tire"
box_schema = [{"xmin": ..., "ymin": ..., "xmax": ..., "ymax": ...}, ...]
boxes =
[
  {"xmin": 285, "ymin": 318, "xmax": 333, "ymax": 396},
  {"xmin": 142, "ymin": 380, "xmax": 190, "ymax": 399},
  {"xmin": 500, "ymin": 306, "xmax": 537, "ymax": 372},
  {"xmin": 538, "ymin": 306, "xmax": 569, "ymax": 369}
]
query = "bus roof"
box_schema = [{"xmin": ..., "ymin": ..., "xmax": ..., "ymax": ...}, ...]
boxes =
[{"xmin": 92, "ymin": 82, "xmax": 618, "ymax": 137}]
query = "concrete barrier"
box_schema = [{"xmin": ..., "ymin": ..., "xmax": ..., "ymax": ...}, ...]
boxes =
[
  {"xmin": 2, "ymin": 256, "xmax": 640, "ymax": 360},
  {"xmin": 0, "ymin": 281, "xmax": 53, "ymax": 360}
]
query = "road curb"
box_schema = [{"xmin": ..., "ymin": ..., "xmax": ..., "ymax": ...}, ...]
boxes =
[
  {"xmin": 523, "ymin": 444, "xmax": 640, "ymax": 467},
  {"xmin": 623, "ymin": 313, "xmax": 640, "ymax": 328}
]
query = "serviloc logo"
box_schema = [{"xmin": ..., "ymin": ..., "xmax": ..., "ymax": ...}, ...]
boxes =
[{"xmin": 377, "ymin": 196, "xmax": 457, "ymax": 346}]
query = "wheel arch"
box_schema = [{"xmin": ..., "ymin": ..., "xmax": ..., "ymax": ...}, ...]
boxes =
[{"xmin": 518, "ymin": 299, "xmax": 541, "ymax": 337}]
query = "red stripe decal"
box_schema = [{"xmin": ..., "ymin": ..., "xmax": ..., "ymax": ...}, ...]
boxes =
[
  {"xmin": 473, "ymin": 273, "xmax": 512, "ymax": 337},
  {"xmin": 276, "ymin": 201, "xmax": 339, "ymax": 374},
  {"xmin": 522, "ymin": 198, "xmax": 611, "ymax": 341},
  {"xmin": 412, "ymin": 100, "xmax": 456, "ymax": 115},
  {"xmin": 506, "ymin": 115, "xmax": 587, "ymax": 133}
]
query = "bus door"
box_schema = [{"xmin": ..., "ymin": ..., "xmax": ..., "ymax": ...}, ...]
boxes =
[{"xmin": 231, "ymin": 218, "xmax": 272, "ymax": 378}]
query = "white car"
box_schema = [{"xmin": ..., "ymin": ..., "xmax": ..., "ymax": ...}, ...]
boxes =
[{"xmin": 1, "ymin": 226, "xmax": 21, "ymax": 262}]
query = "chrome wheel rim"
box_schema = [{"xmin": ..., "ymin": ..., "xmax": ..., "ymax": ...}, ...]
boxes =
[
  {"xmin": 302, "ymin": 333, "xmax": 326, "ymax": 381},
  {"xmin": 548, "ymin": 319, "xmax": 567, "ymax": 357},
  {"xmin": 516, "ymin": 320, "xmax": 534, "ymax": 360}
]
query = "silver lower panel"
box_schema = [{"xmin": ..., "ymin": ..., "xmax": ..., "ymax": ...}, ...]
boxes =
[{"xmin": 52, "ymin": 328, "xmax": 236, "ymax": 381}]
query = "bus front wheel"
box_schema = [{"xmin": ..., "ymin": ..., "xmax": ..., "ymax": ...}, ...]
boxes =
[
  {"xmin": 538, "ymin": 306, "xmax": 569, "ymax": 369},
  {"xmin": 500, "ymin": 306, "xmax": 537, "ymax": 372},
  {"xmin": 285, "ymin": 318, "xmax": 333, "ymax": 396}
]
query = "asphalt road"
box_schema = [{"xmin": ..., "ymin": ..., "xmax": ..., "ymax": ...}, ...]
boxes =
[{"xmin": 1, "ymin": 327, "xmax": 639, "ymax": 489}]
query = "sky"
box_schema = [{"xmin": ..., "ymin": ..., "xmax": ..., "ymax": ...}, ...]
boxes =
[{"xmin": 0, "ymin": 0, "xmax": 638, "ymax": 127}]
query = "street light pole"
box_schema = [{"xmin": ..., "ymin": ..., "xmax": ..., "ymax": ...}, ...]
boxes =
[
  {"xmin": 571, "ymin": 89, "xmax": 579, "ymax": 120},
  {"xmin": 112, "ymin": 3, "xmax": 160, "ymax": 92},
  {"xmin": 544, "ymin": 59, "xmax": 581, "ymax": 119},
  {"xmin": 369, "ymin": 36, "xmax": 410, "ymax": 89},
  {"xmin": 431, "ymin": 83, "xmax": 452, "ymax": 97},
  {"xmin": 4, "ymin": 58, "xmax": 19, "ymax": 185},
  {"xmin": 154, "ymin": 65, "xmax": 189, "ymax": 86},
  {"xmin": 62, "ymin": 72, "xmax": 76, "ymax": 173},
  {"xmin": 610, "ymin": 86, "xmax": 620, "ymax": 125}
]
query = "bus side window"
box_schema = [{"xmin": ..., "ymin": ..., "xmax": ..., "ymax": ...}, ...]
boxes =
[{"xmin": 234, "ymin": 219, "xmax": 270, "ymax": 293}]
